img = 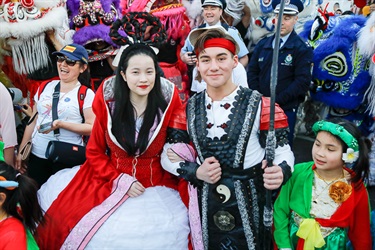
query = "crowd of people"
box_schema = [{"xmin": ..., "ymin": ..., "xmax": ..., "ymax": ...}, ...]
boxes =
[{"xmin": 0, "ymin": 0, "xmax": 374, "ymax": 248}]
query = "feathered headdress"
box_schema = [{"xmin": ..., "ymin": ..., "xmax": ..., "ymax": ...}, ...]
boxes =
[{"xmin": 67, "ymin": 0, "xmax": 122, "ymax": 62}]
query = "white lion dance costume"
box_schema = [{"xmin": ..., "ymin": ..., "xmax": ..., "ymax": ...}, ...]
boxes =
[
  {"xmin": 0, "ymin": 0, "xmax": 72, "ymax": 98},
  {"xmin": 358, "ymin": 13, "xmax": 375, "ymax": 187}
]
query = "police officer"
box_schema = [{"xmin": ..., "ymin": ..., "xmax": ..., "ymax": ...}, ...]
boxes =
[
  {"xmin": 180, "ymin": 0, "xmax": 249, "ymax": 67},
  {"xmin": 247, "ymin": 0, "xmax": 313, "ymax": 148}
]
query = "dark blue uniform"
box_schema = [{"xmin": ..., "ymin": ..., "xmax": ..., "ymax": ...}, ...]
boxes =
[{"xmin": 247, "ymin": 30, "xmax": 313, "ymax": 146}]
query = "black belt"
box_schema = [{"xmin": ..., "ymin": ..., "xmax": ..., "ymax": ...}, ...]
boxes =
[{"xmin": 221, "ymin": 162, "xmax": 263, "ymax": 180}]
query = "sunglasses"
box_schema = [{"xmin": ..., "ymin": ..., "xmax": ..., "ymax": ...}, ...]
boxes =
[{"xmin": 56, "ymin": 55, "xmax": 79, "ymax": 66}]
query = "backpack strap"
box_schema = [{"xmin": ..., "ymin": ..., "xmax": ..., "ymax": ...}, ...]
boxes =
[
  {"xmin": 52, "ymin": 82, "xmax": 61, "ymax": 137},
  {"xmin": 38, "ymin": 81, "xmax": 88, "ymax": 121},
  {"xmin": 37, "ymin": 80, "xmax": 52, "ymax": 100},
  {"xmin": 77, "ymin": 85, "xmax": 88, "ymax": 122}
]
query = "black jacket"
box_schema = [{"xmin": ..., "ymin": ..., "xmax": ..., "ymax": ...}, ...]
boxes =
[{"xmin": 247, "ymin": 30, "xmax": 313, "ymax": 111}]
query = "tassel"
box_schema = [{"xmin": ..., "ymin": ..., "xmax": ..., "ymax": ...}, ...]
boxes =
[{"xmin": 11, "ymin": 34, "xmax": 49, "ymax": 75}]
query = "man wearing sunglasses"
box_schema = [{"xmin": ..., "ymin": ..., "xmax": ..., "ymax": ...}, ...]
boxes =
[{"xmin": 16, "ymin": 44, "xmax": 96, "ymax": 186}]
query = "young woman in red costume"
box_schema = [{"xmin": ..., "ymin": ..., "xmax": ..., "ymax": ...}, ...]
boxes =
[
  {"xmin": 36, "ymin": 13, "xmax": 191, "ymax": 249},
  {"xmin": 274, "ymin": 118, "xmax": 372, "ymax": 250},
  {"xmin": 0, "ymin": 155, "xmax": 43, "ymax": 249}
]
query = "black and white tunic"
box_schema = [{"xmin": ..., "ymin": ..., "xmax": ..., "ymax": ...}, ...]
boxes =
[{"xmin": 187, "ymin": 87, "xmax": 294, "ymax": 250}]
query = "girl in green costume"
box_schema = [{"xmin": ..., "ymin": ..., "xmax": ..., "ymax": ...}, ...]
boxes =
[
  {"xmin": 0, "ymin": 147, "xmax": 43, "ymax": 250},
  {"xmin": 274, "ymin": 118, "xmax": 372, "ymax": 250}
]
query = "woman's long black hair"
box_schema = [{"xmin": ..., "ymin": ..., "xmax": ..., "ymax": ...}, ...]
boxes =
[
  {"xmin": 111, "ymin": 45, "xmax": 168, "ymax": 155},
  {"xmin": 0, "ymin": 161, "xmax": 44, "ymax": 234}
]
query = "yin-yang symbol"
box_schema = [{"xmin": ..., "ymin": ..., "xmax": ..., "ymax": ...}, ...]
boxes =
[{"xmin": 216, "ymin": 184, "xmax": 231, "ymax": 203}]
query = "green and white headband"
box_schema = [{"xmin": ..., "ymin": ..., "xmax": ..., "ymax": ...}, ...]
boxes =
[
  {"xmin": 313, "ymin": 120, "xmax": 360, "ymax": 164},
  {"xmin": 312, "ymin": 120, "xmax": 359, "ymax": 152}
]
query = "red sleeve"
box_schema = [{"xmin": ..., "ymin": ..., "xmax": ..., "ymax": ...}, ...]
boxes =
[
  {"xmin": 85, "ymin": 82, "xmax": 117, "ymax": 175},
  {"xmin": 348, "ymin": 185, "xmax": 372, "ymax": 249},
  {"xmin": 0, "ymin": 218, "xmax": 27, "ymax": 250},
  {"xmin": 168, "ymin": 86, "xmax": 187, "ymax": 131}
]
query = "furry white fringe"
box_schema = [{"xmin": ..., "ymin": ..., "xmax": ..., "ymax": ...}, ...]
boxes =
[
  {"xmin": 0, "ymin": 7, "xmax": 68, "ymax": 40},
  {"xmin": 358, "ymin": 13, "xmax": 375, "ymax": 58},
  {"xmin": 10, "ymin": 34, "xmax": 50, "ymax": 75},
  {"xmin": 358, "ymin": 13, "xmax": 375, "ymax": 117}
]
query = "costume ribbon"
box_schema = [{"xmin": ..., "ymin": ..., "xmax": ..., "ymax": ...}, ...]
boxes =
[{"xmin": 296, "ymin": 218, "xmax": 326, "ymax": 250}]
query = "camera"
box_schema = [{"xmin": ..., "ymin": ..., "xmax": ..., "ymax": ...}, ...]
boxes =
[{"xmin": 38, "ymin": 122, "xmax": 52, "ymax": 133}]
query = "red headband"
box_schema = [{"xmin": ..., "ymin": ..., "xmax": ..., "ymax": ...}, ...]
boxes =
[{"xmin": 195, "ymin": 38, "xmax": 236, "ymax": 56}]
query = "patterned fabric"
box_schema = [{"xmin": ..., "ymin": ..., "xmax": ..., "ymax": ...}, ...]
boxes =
[
  {"xmin": 187, "ymin": 87, "xmax": 273, "ymax": 249},
  {"xmin": 274, "ymin": 161, "xmax": 372, "ymax": 249}
]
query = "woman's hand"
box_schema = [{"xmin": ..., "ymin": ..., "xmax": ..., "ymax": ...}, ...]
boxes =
[
  {"xmin": 21, "ymin": 103, "xmax": 33, "ymax": 117},
  {"xmin": 127, "ymin": 181, "xmax": 145, "ymax": 197},
  {"xmin": 51, "ymin": 120, "xmax": 62, "ymax": 131},
  {"xmin": 38, "ymin": 120, "xmax": 61, "ymax": 134},
  {"xmin": 15, "ymin": 154, "xmax": 27, "ymax": 174},
  {"xmin": 46, "ymin": 29, "xmax": 63, "ymax": 51}
]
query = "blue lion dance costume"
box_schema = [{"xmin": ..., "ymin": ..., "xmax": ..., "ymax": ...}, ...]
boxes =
[{"xmin": 299, "ymin": 14, "xmax": 373, "ymax": 136}]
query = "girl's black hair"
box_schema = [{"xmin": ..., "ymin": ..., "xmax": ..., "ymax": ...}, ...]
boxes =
[
  {"xmin": 111, "ymin": 45, "xmax": 168, "ymax": 155},
  {"xmin": 326, "ymin": 118, "xmax": 371, "ymax": 186},
  {"xmin": 0, "ymin": 161, "xmax": 44, "ymax": 233}
]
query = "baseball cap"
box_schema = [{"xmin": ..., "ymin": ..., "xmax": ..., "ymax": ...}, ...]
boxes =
[
  {"xmin": 201, "ymin": 0, "xmax": 227, "ymax": 9},
  {"xmin": 272, "ymin": 0, "xmax": 304, "ymax": 15},
  {"xmin": 53, "ymin": 44, "xmax": 89, "ymax": 64}
]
